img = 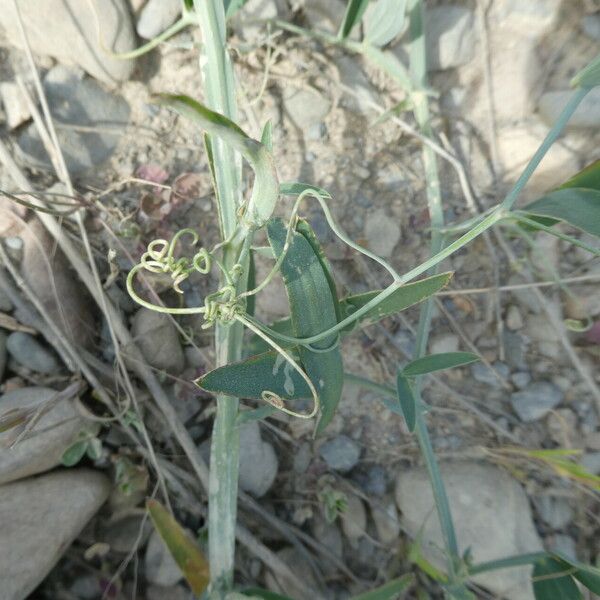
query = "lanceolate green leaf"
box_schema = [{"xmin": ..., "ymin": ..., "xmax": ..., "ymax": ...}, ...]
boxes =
[
  {"xmin": 571, "ymin": 53, "xmax": 600, "ymax": 88},
  {"xmin": 396, "ymin": 372, "xmax": 416, "ymax": 432},
  {"xmin": 267, "ymin": 218, "xmax": 344, "ymax": 434},
  {"xmin": 521, "ymin": 188, "xmax": 600, "ymax": 239},
  {"xmin": 341, "ymin": 272, "xmax": 453, "ymax": 331},
  {"xmin": 552, "ymin": 553, "xmax": 600, "ymax": 593},
  {"xmin": 339, "ymin": 0, "xmax": 371, "ymax": 39},
  {"xmin": 532, "ymin": 556, "xmax": 582, "ymax": 600},
  {"xmin": 196, "ymin": 350, "xmax": 311, "ymax": 400},
  {"xmin": 295, "ymin": 218, "xmax": 342, "ymax": 323},
  {"xmin": 247, "ymin": 272, "xmax": 453, "ymax": 353},
  {"xmin": 364, "ymin": 0, "xmax": 407, "ymax": 47},
  {"xmin": 402, "ymin": 352, "xmax": 479, "ymax": 377},
  {"xmin": 350, "ymin": 573, "xmax": 413, "ymax": 600},
  {"xmin": 560, "ymin": 159, "xmax": 600, "ymax": 191},
  {"xmin": 146, "ymin": 499, "xmax": 210, "ymax": 595}
]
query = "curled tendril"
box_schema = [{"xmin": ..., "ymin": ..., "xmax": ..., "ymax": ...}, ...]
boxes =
[{"xmin": 138, "ymin": 228, "xmax": 212, "ymax": 293}]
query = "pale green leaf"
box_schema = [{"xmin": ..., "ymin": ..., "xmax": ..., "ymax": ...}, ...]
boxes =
[
  {"xmin": 339, "ymin": 0, "xmax": 371, "ymax": 39},
  {"xmin": 532, "ymin": 556, "xmax": 582, "ymax": 600},
  {"xmin": 364, "ymin": 0, "xmax": 407, "ymax": 47},
  {"xmin": 279, "ymin": 181, "xmax": 332, "ymax": 199},
  {"xmin": 61, "ymin": 440, "xmax": 88, "ymax": 467}
]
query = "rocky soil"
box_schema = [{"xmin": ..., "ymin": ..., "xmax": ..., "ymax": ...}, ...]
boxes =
[{"xmin": 0, "ymin": 0, "xmax": 599, "ymax": 599}]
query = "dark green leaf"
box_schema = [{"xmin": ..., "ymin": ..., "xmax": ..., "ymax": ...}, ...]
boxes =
[
  {"xmin": 279, "ymin": 181, "xmax": 332, "ymax": 199},
  {"xmin": 295, "ymin": 218, "xmax": 342, "ymax": 323},
  {"xmin": 147, "ymin": 499, "xmax": 210, "ymax": 595},
  {"xmin": 521, "ymin": 188, "xmax": 600, "ymax": 238},
  {"xmin": 396, "ymin": 372, "xmax": 416, "ymax": 432},
  {"xmin": 364, "ymin": 0, "xmax": 407, "ymax": 47},
  {"xmin": 248, "ymin": 272, "xmax": 453, "ymax": 353},
  {"xmin": 196, "ymin": 351, "xmax": 311, "ymax": 400},
  {"xmin": 341, "ymin": 272, "xmax": 453, "ymax": 332},
  {"xmin": 267, "ymin": 218, "xmax": 343, "ymax": 434},
  {"xmin": 339, "ymin": 0, "xmax": 371, "ymax": 38},
  {"xmin": 532, "ymin": 557, "xmax": 582, "ymax": 600},
  {"xmin": 241, "ymin": 589, "xmax": 294, "ymax": 600},
  {"xmin": 350, "ymin": 573, "xmax": 413, "ymax": 600},
  {"xmin": 246, "ymin": 249, "xmax": 257, "ymax": 318},
  {"xmin": 61, "ymin": 440, "xmax": 88, "ymax": 467},
  {"xmin": 552, "ymin": 553, "xmax": 600, "ymax": 594},
  {"xmin": 402, "ymin": 352, "xmax": 479, "ymax": 377}
]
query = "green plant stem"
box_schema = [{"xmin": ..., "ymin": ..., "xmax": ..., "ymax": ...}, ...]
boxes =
[
  {"xmin": 469, "ymin": 552, "xmax": 547, "ymax": 575},
  {"xmin": 406, "ymin": 0, "xmax": 460, "ymax": 582},
  {"xmin": 193, "ymin": 1, "xmax": 243, "ymax": 595}
]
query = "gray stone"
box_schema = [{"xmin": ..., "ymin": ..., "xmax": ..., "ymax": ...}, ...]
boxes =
[
  {"xmin": 145, "ymin": 529, "xmax": 183, "ymax": 587},
  {"xmin": 69, "ymin": 575, "xmax": 100, "ymax": 600},
  {"xmin": 234, "ymin": 0, "xmax": 282, "ymax": 44},
  {"xmin": 491, "ymin": 0, "xmax": 561, "ymax": 37},
  {"xmin": 503, "ymin": 331, "xmax": 528, "ymax": 370},
  {"xmin": 335, "ymin": 55, "xmax": 378, "ymax": 114},
  {"xmin": 264, "ymin": 547, "xmax": 318, "ymax": 600},
  {"xmin": 312, "ymin": 515, "xmax": 343, "ymax": 564},
  {"xmin": 341, "ymin": 495, "xmax": 367, "ymax": 543},
  {"xmin": 538, "ymin": 89, "xmax": 600, "ymax": 129},
  {"xmin": 512, "ymin": 371, "xmax": 532, "ymax": 390},
  {"xmin": 319, "ymin": 435, "xmax": 361, "ymax": 473},
  {"xmin": 283, "ymin": 87, "xmax": 331, "ymax": 130},
  {"xmin": 430, "ymin": 333, "xmax": 459, "ymax": 355},
  {"xmin": 364, "ymin": 209, "xmax": 401, "ymax": 258},
  {"xmin": 0, "ymin": 82, "xmax": 31, "ymax": 130},
  {"xmin": 425, "ymin": 6, "xmax": 476, "ymax": 71},
  {"xmin": 101, "ymin": 514, "xmax": 152, "ymax": 553},
  {"xmin": 549, "ymin": 534, "xmax": 577, "ymax": 561},
  {"xmin": 395, "ymin": 462, "xmax": 542, "ymax": 600},
  {"xmin": 506, "ymin": 305, "xmax": 524, "ymax": 330},
  {"xmin": 239, "ymin": 421, "xmax": 278, "ymax": 497},
  {"xmin": 131, "ymin": 308, "xmax": 185, "ymax": 375},
  {"xmin": 137, "ymin": 0, "xmax": 182, "ymax": 39},
  {"xmin": 582, "ymin": 14, "xmax": 600, "ymax": 41},
  {"xmin": 360, "ymin": 464, "xmax": 387, "ymax": 497},
  {"xmin": 582, "ymin": 452, "xmax": 600, "ymax": 475},
  {"xmin": 371, "ymin": 496, "xmax": 401, "ymax": 545},
  {"xmin": 471, "ymin": 362, "xmax": 510, "ymax": 387},
  {"xmin": 19, "ymin": 217, "xmax": 96, "ymax": 348},
  {"xmin": 0, "ymin": 287, "xmax": 13, "ymax": 312},
  {"xmin": 0, "ymin": 469, "xmax": 110, "ymax": 599},
  {"xmin": 535, "ymin": 496, "xmax": 573, "ymax": 530},
  {"xmin": 510, "ymin": 382, "xmax": 563, "ymax": 422},
  {"xmin": 6, "ymin": 332, "xmax": 61, "ymax": 374},
  {"xmin": 0, "ymin": 387, "xmax": 85, "ymax": 484},
  {"xmin": 0, "ymin": 0, "xmax": 135, "ymax": 85},
  {"xmin": 0, "ymin": 330, "xmax": 7, "ymax": 382},
  {"xmin": 17, "ymin": 66, "xmax": 130, "ymax": 175}
]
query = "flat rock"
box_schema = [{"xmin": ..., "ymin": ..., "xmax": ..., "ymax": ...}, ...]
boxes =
[
  {"xmin": 364, "ymin": 209, "xmax": 401, "ymax": 258},
  {"xmin": 17, "ymin": 66, "xmax": 130, "ymax": 175},
  {"xmin": 491, "ymin": 0, "xmax": 562, "ymax": 37},
  {"xmin": 7, "ymin": 332, "xmax": 61, "ymax": 374},
  {"xmin": 283, "ymin": 87, "xmax": 331, "ymax": 130},
  {"xmin": 137, "ymin": 0, "xmax": 182, "ymax": 40},
  {"xmin": 131, "ymin": 308, "xmax": 185, "ymax": 375},
  {"xmin": 371, "ymin": 496, "xmax": 401, "ymax": 545},
  {"xmin": 0, "ymin": 386, "xmax": 85, "ymax": 484},
  {"xmin": 0, "ymin": 469, "xmax": 111, "ymax": 599},
  {"xmin": 582, "ymin": 14, "xmax": 600, "ymax": 41},
  {"xmin": 18, "ymin": 217, "xmax": 96, "ymax": 348},
  {"xmin": 425, "ymin": 6, "xmax": 476, "ymax": 70},
  {"xmin": 145, "ymin": 529, "xmax": 183, "ymax": 587},
  {"xmin": 238, "ymin": 421, "xmax": 278, "ymax": 497},
  {"xmin": 319, "ymin": 435, "xmax": 361, "ymax": 473},
  {"xmin": 538, "ymin": 89, "xmax": 600, "ymax": 130},
  {"xmin": 0, "ymin": 82, "xmax": 31, "ymax": 130},
  {"xmin": 395, "ymin": 462, "xmax": 542, "ymax": 600},
  {"xmin": 0, "ymin": 330, "xmax": 7, "ymax": 382},
  {"xmin": 0, "ymin": 0, "xmax": 135, "ymax": 85},
  {"xmin": 510, "ymin": 381, "xmax": 563, "ymax": 422},
  {"xmin": 430, "ymin": 333, "xmax": 459, "ymax": 355}
]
